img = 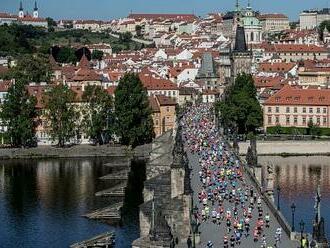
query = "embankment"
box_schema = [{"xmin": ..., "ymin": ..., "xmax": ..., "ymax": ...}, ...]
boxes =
[{"xmin": 238, "ymin": 141, "xmax": 330, "ymax": 156}]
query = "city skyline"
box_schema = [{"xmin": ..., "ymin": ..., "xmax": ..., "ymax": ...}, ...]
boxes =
[{"xmin": 0, "ymin": 0, "xmax": 330, "ymax": 21}]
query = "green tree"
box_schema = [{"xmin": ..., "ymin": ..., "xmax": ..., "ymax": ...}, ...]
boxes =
[
  {"xmin": 91, "ymin": 49, "xmax": 104, "ymax": 61},
  {"xmin": 135, "ymin": 25, "xmax": 142, "ymax": 37},
  {"xmin": 319, "ymin": 20, "xmax": 330, "ymax": 40},
  {"xmin": 119, "ymin": 32, "xmax": 133, "ymax": 43},
  {"xmin": 46, "ymin": 17, "xmax": 57, "ymax": 32},
  {"xmin": 82, "ymin": 85, "xmax": 113, "ymax": 145},
  {"xmin": 43, "ymin": 84, "xmax": 78, "ymax": 147},
  {"xmin": 56, "ymin": 47, "xmax": 77, "ymax": 64},
  {"xmin": 215, "ymin": 73, "xmax": 263, "ymax": 135},
  {"xmin": 6, "ymin": 53, "xmax": 51, "ymax": 84},
  {"xmin": 1, "ymin": 80, "xmax": 37, "ymax": 147},
  {"xmin": 114, "ymin": 73, "xmax": 154, "ymax": 147}
]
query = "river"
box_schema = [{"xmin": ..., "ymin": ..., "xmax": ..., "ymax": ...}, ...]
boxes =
[
  {"xmin": 259, "ymin": 156, "xmax": 330, "ymax": 241},
  {"xmin": 0, "ymin": 157, "xmax": 142, "ymax": 248}
]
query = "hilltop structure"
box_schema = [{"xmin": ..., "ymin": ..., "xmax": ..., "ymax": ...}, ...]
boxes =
[{"xmin": 0, "ymin": 1, "xmax": 48, "ymax": 28}]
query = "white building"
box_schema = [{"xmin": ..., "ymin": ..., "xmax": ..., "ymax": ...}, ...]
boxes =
[
  {"xmin": 0, "ymin": 1, "xmax": 48, "ymax": 28},
  {"xmin": 300, "ymin": 8, "xmax": 330, "ymax": 30}
]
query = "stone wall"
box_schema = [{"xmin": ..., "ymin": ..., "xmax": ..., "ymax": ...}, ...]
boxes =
[{"xmin": 238, "ymin": 141, "xmax": 330, "ymax": 156}]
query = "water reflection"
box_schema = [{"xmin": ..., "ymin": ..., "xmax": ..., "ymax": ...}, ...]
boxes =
[
  {"xmin": 0, "ymin": 157, "xmax": 139, "ymax": 248},
  {"xmin": 259, "ymin": 156, "xmax": 330, "ymax": 239}
]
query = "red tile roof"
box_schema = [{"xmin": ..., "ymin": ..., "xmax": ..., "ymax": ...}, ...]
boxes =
[
  {"xmin": 128, "ymin": 13, "xmax": 198, "ymax": 21},
  {"xmin": 0, "ymin": 80, "xmax": 12, "ymax": 92},
  {"xmin": 254, "ymin": 76, "xmax": 285, "ymax": 89},
  {"xmin": 258, "ymin": 13, "xmax": 288, "ymax": 20},
  {"xmin": 139, "ymin": 73, "xmax": 179, "ymax": 91},
  {"xmin": 155, "ymin": 95, "xmax": 177, "ymax": 106},
  {"xmin": 270, "ymin": 44, "xmax": 328, "ymax": 53},
  {"xmin": 259, "ymin": 62, "xmax": 296, "ymax": 73},
  {"xmin": 149, "ymin": 96, "xmax": 160, "ymax": 112},
  {"xmin": 264, "ymin": 85, "xmax": 330, "ymax": 106}
]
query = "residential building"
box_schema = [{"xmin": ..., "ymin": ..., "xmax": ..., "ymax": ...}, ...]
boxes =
[
  {"xmin": 263, "ymin": 44, "xmax": 328, "ymax": 62},
  {"xmin": 73, "ymin": 20, "xmax": 102, "ymax": 31},
  {"xmin": 298, "ymin": 60, "xmax": 330, "ymax": 87},
  {"xmin": 263, "ymin": 85, "xmax": 330, "ymax": 129},
  {"xmin": 300, "ymin": 8, "xmax": 330, "ymax": 30},
  {"xmin": 139, "ymin": 72, "xmax": 179, "ymax": 99},
  {"xmin": 258, "ymin": 14, "xmax": 290, "ymax": 32},
  {"xmin": 149, "ymin": 95, "xmax": 176, "ymax": 137}
]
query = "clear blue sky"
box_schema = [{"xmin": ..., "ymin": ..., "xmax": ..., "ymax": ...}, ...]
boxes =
[{"xmin": 0, "ymin": 0, "xmax": 329, "ymax": 21}]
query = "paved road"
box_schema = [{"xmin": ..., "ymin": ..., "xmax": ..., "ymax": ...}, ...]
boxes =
[
  {"xmin": 187, "ymin": 150, "xmax": 297, "ymax": 248},
  {"xmin": 181, "ymin": 104, "xmax": 298, "ymax": 248}
]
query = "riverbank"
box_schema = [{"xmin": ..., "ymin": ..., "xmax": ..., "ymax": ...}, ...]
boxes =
[
  {"xmin": 0, "ymin": 143, "xmax": 153, "ymax": 160},
  {"xmin": 238, "ymin": 140, "xmax": 330, "ymax": 156}
]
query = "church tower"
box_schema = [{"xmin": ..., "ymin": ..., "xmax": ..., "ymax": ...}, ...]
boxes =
[
  {"xmin": 230, "ymin": 25, "xmax": 252, "ymax": 82},
  {"xmin": 33, "ymin": 1, "xmax": 39, "ymax": 18},
  {"xmin": 18, "ymin": 1, "xmax": 24, "ymax": 18}
]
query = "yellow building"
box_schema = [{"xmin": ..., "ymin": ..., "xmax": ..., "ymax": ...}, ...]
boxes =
[{"xmin": 149, "ymin": 95, "xmax": 177, "ymax": 137}]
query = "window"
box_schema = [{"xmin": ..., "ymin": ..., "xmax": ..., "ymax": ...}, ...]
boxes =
[
  {"xmin": 323, "ymin": 108, "xmax": 327, "ymax": 114},
  {"xmin": 309, "ymin": 117, "xmax": 313, "ymax": 123},
  {"xmin": 275, "ymin": 116, "xmax": 279, "ymax": 123},
  {"xmin": 286, "ymin": 116, "xmax": 290, "ymax": 125},
  {"xmin": 317, "ymin": 117, "xmax": 321, "ymax": 124},
  {"xmin": 166, "ymin": 107, "xmax": 170, "ymax": 112},
  {"xmin": 302, "ymin": 117, "xmax": 306, "ymax": 125},
  {"xmin": 268, "ymin": 116, "xmax": 272, "ymax": 124},
  {"xmin": 323, "ymin": 117, "xmax": 327, "ymax": 125},
  {"xmin": 317, "ymin": 108, "xmax": 320, "ymax": 113},
  {"xmin": 268, "ymin": 107, "xmax": 272, "ymax": 113},
  {"xmin": 286, "ymin": 107, "xmax": 290, "ymax": 113},
  {"xmin": 294, "ymin": 116, "xmax": 298, "ymax": 125},
  {"xmin": 294, "ymin": 107, "xmax": 297, "ymax": 113},
  {"xmin": 309, "ymin": 108, "xmax": 313, "ymax": 113},
  {"xmin": 155, "ymin": 120, "xmax": 159, "ymax": 125},
  {"xmin": 276, "ymin": 107, "xmax": 279, "ymax": 113},
  {"xmin": 303, "ymin": 107, "xmax": 306, "ymax": 113}
]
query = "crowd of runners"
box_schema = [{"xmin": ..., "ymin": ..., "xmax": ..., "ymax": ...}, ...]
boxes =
[{"xmin": 181, "ymin": 104, "xmax": 284, "ymax": 248}]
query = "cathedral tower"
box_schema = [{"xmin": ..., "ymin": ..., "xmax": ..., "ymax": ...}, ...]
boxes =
[
  {"xmin": 33, "ymin": 1, "xmax": 39, "ymax": 18},
  {"xmin": 18, "ymin": 1, "xmax": 24, "ymax": 18}
]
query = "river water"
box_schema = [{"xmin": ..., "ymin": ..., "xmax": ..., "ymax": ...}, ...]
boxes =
[
  {"xmin": 0, "ymin": 157, "xmax": 142, "ymax": 248},
  {"xmin": 259, "ymin": 156, "xmax": 330, "ymax": 241}
]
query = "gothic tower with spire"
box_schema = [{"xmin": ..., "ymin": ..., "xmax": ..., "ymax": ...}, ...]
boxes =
[
  {"xmin": 33, "ymin": 1, "xmax": 39, "ymax": 18},
  {"xmin": 230, "ymin": 25, "xmax": 252, "ymax": 82},
  {"xmin": 18, "ymin": 1, "xmax": 24, "ymax": 18}
]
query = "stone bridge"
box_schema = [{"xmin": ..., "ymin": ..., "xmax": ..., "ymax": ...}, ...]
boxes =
[{"xmin": 132, "ymin": 126, "xmax": 192, "ymax": 248}]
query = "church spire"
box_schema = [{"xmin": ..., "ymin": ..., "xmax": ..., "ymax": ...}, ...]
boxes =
[
  {"xmin": 247, "ymin": 0, "xmax": 251, "ymax": 8},
  {"xmin": 235, "ymin": 0, "xmax": 240, "ymax": 11},
  {"xmin": 34, "ymin": 1, "xmax": 38, "ymax": 11},
  {"xmin": 19, "ymin": 1, "xmax": 23, "ymax": 11}
]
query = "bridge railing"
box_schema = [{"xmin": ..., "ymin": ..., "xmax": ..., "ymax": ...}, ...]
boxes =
[{"xmin": 223, "ymin": 137, "xmax": 294, "ymax": 239}]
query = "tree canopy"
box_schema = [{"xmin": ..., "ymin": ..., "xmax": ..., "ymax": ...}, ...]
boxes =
[
  {"xmin": 319, "ymin": 20, "xmax": 330, "ymax": 40},
  {"xmin": 5, "ymin": 53, "xmax": 52, "ymax": 84},
  {"xmin": 82, "ymin": 85, "xmax": 113, "ymax": 145},
  {"xmin": 215, "ymin": 73, "xmax": 263, "ymax": 135},
  {"xmin": 91, "ymin": 49, "xmax": 104, "ymax": 61},
  {"xmin": 43, "ymin": 84, "xmax": 78, "ymax": 147},
  {"xmin": 1, "ymin": 80, "xmax": 38, "ymax": 147},
  {"xmin": 114, "ymin": 73, "xmax": 154, "ymax": 147}
]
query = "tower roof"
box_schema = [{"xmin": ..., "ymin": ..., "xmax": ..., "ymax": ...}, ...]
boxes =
[
  {"xmin": 197, "ymin": 53, "xmax": 217, "ymax": 78},
  {"xmin": 233, "ymin": 26, "xmax": 248, "ymax": 52},
  {"xmin": 34, "ymin": 1, "xmax": 38, "ymax": 11},
  {"xmin": 79, "ymin": 53, "xmax": 90, "ymax": 68},
  {"xmin": 19, "ymin": 1, "xmax": 23, "ymax": 11}
]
